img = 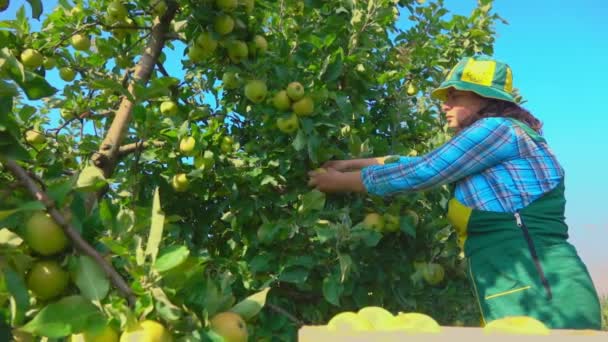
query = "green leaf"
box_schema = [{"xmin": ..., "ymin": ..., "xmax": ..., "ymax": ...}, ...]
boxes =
[
  {"xmin": 90, "ymin": 79, "xmax": 133, "ymax": 102},
  {"xmin": 3, "ymin": 268, "xmax": 29, "ymax": 325},
  {"xmin": 0, "ymin": 80, "xmax": 18, "ymax": 97},
  {"xmin": 0, "ymin": 132, "xmax": 30, "ymax": 161},
  {"xmin": 154, "ymin": 245, "xmax": 190, "ymax": 273},
  {"xmin": 400, "ymin": 217, "xmax": 416, "ymax": 238},
  {"xmin": 338, "ymin": 253, "xmax": 352, "ymax": 282},
  {"xmin": 230, "ymin": 287, "xmax": 270, "ymax": 320},
  {"xmin": 12, "ymin": 70, "xmax": 57, "ymax": 100},
  {"xmin": 292, "ymin": 130, "xmax": 306, "ymax": 151},
  {"xmin": 0, "ymin": 95, "xmax": 14, "ymax": 117},
  {"xmin": 0, "ymin": 228, "xmax": 23, "ymax": 247},
  {"xmin": 249, "ymin": 253, "xmax": 275, "ymax": 273},
  {"xmin": 72, "ymin": 256, "xmax": 110, "ymax": 301},
  {"xmin": 145, "ymin": 188, "xmax": 165, "ymax": 263},
  {"xmin": 278, "ymin": 267, "xmax": 309, "ymax": 284},
  {"xmin": 21, "ymin": 296, "xmax": 105, "ymax": 338},
  {"xmin": 74, "ymin": 166, "xmax": 107, "ymax": 192},
  {"xmin": 47, "ymin": 179, "xmax": 76, "ymax": 208},
  {"xmin": 298, "ymin": 190, "xmax": 326, "ymax": 214},
  {"xmin": 0, "ymin": 201, "xmax": 45, "ymax": 221},
  {"xmin": 26, "ymin": 0, "xmax": 43, "ymax": 19},
  {"xmin": 322, "ymin": 274, "xmax": 343, "ymax": 306},
  {"xmin": 324, "ymin": 55, "xmax": 343, "ymax": 82},
  {"xmin": 152, "ymin": 287, "xmax": 182, "ymax": 322}
]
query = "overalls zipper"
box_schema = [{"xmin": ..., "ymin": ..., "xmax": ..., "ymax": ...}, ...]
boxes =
[{"xmin": 514, "ymin": 211, "xmax": 553, "ymax": 300}]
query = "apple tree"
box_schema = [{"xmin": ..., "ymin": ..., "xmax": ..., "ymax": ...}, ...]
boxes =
[{"xmin": 0, "ymin": 0, "xmax": 504, "ymax": 340}]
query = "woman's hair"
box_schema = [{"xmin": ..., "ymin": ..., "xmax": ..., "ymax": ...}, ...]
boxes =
[{"xmin": 457, "ymin": 99, "xmax": 543, "ymax": 134}]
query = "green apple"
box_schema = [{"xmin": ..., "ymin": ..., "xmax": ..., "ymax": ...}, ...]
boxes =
[
  {"xmin": 227, "ymin": 40, "xmax": 248, "ymax": 64},
  {"xmin": 27, "ymin": 261, "xmax": 69, "ymax": 300},
  {"xmin": 71, "ymin": 34, "xmax": 91, "ymax": 51},
  {"xmin": 194, "ymin": 150, "xmax": 215, "ymax": 170},
  {"xmin": 60, "ymin": 108, "xmax": 74, "ymax": 120},
  {"xmin": 292, "ymin": 96, "xmax": 314, "ymax": 116},
  {"xmin": 107, "ymin": 0, "xmax": 128, "ymax": 22},
  {"xmin": 70, "ymin": 6, "xmax": 83, "ymax": 16},
  {"xmin": 188, "ymin": 44, "xmax": 206, "ymax": 63},
  {"xmin": 422, "ymin": 263, "xmax": 445, "ymax": 286},
  {"xmin": 222, "ymin": 72, "xmax": 240, "ymax": 89},
  {"xmin": 0, "ymin": 0, "xmax": 9, "ymax": 12},
  {"xmin": 407, "ymin": 83, "xmax": 417, "ymax": 96},
  {"xmin": 25, "ymin": 130, "xmax": 46, "ymax": 144},
  {"xmin": 383, "ymin": 213, "xmax": 400, "ymax": 232},
  {"xmin": 59, "ymin": 67, "xmax": 76, "ymax": 82},
  {"xmin": 43, "ymin": 56, "xmax": 56, "ymax": 69},
  {"xmin": 253, "ymin": 35, "xmax": 268, "ymax": 55},
  {"xmin": 216, "ymin": 0, "xmax": 238, "ymax": 12},
  {"xmin": 220, "ymin": 136, "xmax": 234, "ymax": 154},
  {"xmin": 272, "ymin": 90, "xmax": 291, "ymax": 111},
  {"xmin": 113, "ymin": 18, "xmax": 136, "ymax": 40},
  {"xmin": 286, "ymin": 81, "xmax": 305, "ymax": 101},
  {"xmin": 171, "ymin": 174, "xmax": 189, "ymax": 192},
  {"xmin": 276, "ymin": 113, "xmax": 299, "ymax": 134},
  {"xmin": 152, "ymin": 0, "xmax": 167, "ymax": 16},
  {"xmin": 240, "ymin": 0, "xmax": 254, "ymax": 13},
  {"xmin": 160, "ymin": 101, "xmax": 178, "ymax": 115},
  {"xmin": 24, "ymin": 212, "xmax": 69, "ymax": 256},
  {"xmin": 362, "ymin": 213, "xmax": 385, "ymax": 232},
  {"xmin": 21, "ymin": 49, "xmax": 43, "ymax": 69},
  {"xmin": 195, "ymin": 32, "xmax": 218, "ymax": 54},
  {"xmin": 179, "ymin": 136, "xmax": 196, "ymax": 156},
  {"xmin": 244, "ymin": 80, "xmax": 267, "ymax": 103},
  {"xmin": 214, "ymin": 15, "xmax": 235, "ymax": 35}
]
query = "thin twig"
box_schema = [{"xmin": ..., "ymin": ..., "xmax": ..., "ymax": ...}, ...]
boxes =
[
  {"xmin": 49, "ymin": 22, "xmax": 99, "ymax": 51},
  {"xmin": 156, "ymin": 62, "xmax": 169, "ymax": 77},
  {"xmin": 3, "ymin": 159, "xmax": 136, "ymax": 305}
]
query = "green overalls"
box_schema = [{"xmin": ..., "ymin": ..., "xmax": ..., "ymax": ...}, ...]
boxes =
[{"xmin": 446, "ymin": 119, "xmax": 602, "ymax": 329}]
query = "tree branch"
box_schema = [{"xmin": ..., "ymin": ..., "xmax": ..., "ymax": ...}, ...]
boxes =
[
  {"xmin": 3, "ymin": 159, "xmax": 136, "ymax": 305},
  {"xmin": 118, "ymin": 140, "xmax": 166, "ymax": 157},
  {"xmin": 92, "ymin": 2, "xmax": 178, "ymax": 178}
]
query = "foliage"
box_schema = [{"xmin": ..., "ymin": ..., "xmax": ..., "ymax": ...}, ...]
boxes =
[{"xmin": 0, "ymin": 0, "xmax": 504, "ymax": 340}]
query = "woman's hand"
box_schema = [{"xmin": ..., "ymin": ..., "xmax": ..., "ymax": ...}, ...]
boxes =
[
  {"xmin": 307, "ymin": 168, "xmax": 366, "ymax": 193},
  {"xmin": 320, "ymin": 160, "xmax": 352, "ymax": 172}
]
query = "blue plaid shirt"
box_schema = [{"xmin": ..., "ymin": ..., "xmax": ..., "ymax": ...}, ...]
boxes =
[{"xmin": 361, "ymin": 117, "xmax": 565, "ymax": 213}]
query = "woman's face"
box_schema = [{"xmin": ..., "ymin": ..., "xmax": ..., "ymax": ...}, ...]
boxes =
[{"xmin": 441, "ymin": 88, "xmax": 488, "ymax": 129}]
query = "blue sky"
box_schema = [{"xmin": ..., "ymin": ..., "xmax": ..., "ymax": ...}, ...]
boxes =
[{"xmin": 2, "ymin": 1, "xmax": 607, "ymax": 295}]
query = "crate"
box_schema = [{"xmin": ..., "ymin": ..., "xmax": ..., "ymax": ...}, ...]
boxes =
[{"xmin": 298, "ymin": 325, "xmax": 608, "ymax": 341}]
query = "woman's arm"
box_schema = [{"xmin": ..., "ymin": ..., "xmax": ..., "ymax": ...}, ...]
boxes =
[
  {"xmin": 309, "ymin": 118, "xmax": 520, "ymax": 195},
  {"xmin": 362, "ymin": 118, "xmax": 519, "ymax": 196},
  {"xmin": 322, "ymin": 157, "xmax": 387, "ymax": 171},
  {"xmin": 308, "ymin": 169, "xmax": 366, "ymax": 193}
]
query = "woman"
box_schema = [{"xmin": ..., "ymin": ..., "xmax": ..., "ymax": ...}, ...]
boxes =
[{"xmin": 307, "ymin": 56, "xmax": 601, "ymax": 329}]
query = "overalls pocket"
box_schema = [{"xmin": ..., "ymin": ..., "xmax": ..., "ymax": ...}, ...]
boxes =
[{"xmin": 468, "ymin": 249, "xmax": 542, "ymax": 323}]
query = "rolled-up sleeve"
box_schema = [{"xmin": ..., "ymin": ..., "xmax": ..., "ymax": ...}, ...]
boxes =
[{"xmin": 361, "ymin": 117, "xmax": 519, "ymax": 196}]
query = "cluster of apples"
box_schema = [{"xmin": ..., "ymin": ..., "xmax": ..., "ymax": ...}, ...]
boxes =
[
  {"xmin": 325, "ymin": 306, "xmax": 441, "ymax": 334},
  {"xmin": 157, "ymin": 97, "xmax": 233, "ymax": 193},
  {"xmin": 360, "ymin": 209, "xmax": 419, "ymax": 234},
  {"xmin": 21, "ymin": 212, "xmax": 71, "ymax": 302},
  {"xmin": 19, "ymin": 47, "xmax": 76, "ymax": 82},
  {"xmin": 272, "ymin": 81, "xmax": 315, "ymax": 134},
  {"xmin": 187, "ymin": 0, "xmax": 264, "ymax": 64}
]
